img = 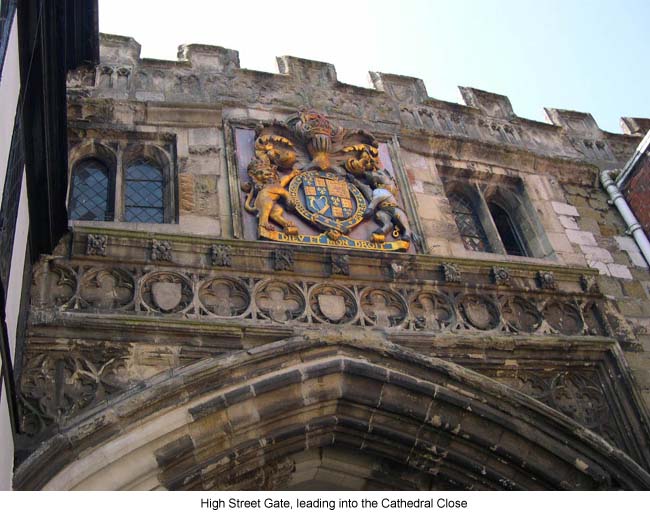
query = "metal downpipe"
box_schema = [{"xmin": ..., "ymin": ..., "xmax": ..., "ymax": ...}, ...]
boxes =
[{"xmin": 600, "ymin": 169, "xmax": 650, "ymax": 268}]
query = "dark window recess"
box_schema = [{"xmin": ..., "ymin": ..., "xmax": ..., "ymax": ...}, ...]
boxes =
[
  {"xmin": 488, "ymin": 202, "xmax": 527, "ymax": 256},
  {"xmin": 449, "ymin": 192, "xmax": 491, "ymax": 252},
  {"xmin": 124, "ymin": 160, "xmax": 164, "ymax": 223},
  {"xmin": 69, "ymin": 159, "xmax": 113, "ymax": 221}
]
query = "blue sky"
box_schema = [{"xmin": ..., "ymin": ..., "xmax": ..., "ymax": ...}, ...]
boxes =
[{"xmin": 99, "ymin": 0, "xmax": 649, "ymax": 133}]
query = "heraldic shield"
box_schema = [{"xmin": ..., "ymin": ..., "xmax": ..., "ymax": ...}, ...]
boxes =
[{"xmin": 289, "ymin": 170, "xmax": 366, "ymax": 234}]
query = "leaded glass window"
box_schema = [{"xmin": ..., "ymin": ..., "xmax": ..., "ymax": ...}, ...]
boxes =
[
  {"xmin": 69, "ymin": 159, "xmax": 113, "ymax": 221},
  {"xmin": 124, "ymin": 159, "xmax": 164, "ymax": 223},
  {"xmin": 449, "ymin": 192, "xmax": 491, "ymax": 252}
]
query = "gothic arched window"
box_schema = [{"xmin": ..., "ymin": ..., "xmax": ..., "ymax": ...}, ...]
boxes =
[
  {"xmin": 69, "ymin": 159, "xmax": 114, "ymax": 221},
  {"xmin": 488, "ymin": 201, "xmax": 527, "ymax": 256},
  {"xmin": 449, "ymin": 192, "xmax": 491, "ymax": 252},
  {"xmin": 124, "ymin": 159, "xmax": 165, "ymax": 223}
]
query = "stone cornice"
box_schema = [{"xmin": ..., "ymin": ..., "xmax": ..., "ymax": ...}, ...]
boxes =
[{"xmin": 68, "ymin": 227, "xmax": 598, "ymax": 284}]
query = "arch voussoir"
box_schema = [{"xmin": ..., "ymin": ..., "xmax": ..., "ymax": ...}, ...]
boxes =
[{"xmin": 14, "ymin": 336, "xmax": 650, "ymax": 490}]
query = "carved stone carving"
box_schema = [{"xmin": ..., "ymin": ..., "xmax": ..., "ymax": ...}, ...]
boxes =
[
  {"xmin": 67, "ymin": 65, "xmax": 96, "ymax": 88},
  {"xmin": 309, "ymin": 284, "xmax": 357, "ymax": 324},
  {"xmin": 151, "ymin": 240, "xmax": 173, "ymax": 262},
  {"xmin": 543, "ymin": 301, "xmax": 583, "ymax": 335},
  {"xmin": 504, "ymin": 372, "xmax": 554, "ymax": 401},
  {"xmin": 580, "ymin": 274, "xmax": 599, "ymax": 294},
  {"xmin": 79, "ymin": 268, "xmax": 134, "ymax": 310},
  {"xmin": 360, "ymin": 288, "xmax": 407, "ymax": 328},
  {"xmin": 198, "ymin": 277, "xmax": 249, "ymax": 317},
  {"xmin": 441, "ymin": 263, "xmax": 461, "ymax": 283},
  {"xmin": 537, "ymin": 270, "xmax": 556, "ymax": 290},
  {"xmin": 410, "ymin": 291, "xmax": 455, "ymax": 331},
  {"xmin": 271, "ymin": 248, "xmax": 295, "ymax": 272},
  {"xmin": 20, "ymin": 353, "xmax": 127, "ymax": 435},
  {"xmin": 211, "ymin": 245, "xmax": 232, "ymax": 267},
  {"xmin": 389, "ymin": 260, "xmax": 411, "ymax": 281},
  {"xmin": 242, "ymin": 158, "xmax": 300, "ymax": 237},
  {"xmin": 86, "ymin": 234, "xmax": 107, "ymax": 256},
  {"xmin": 347, "ymin": 165, "xmax": 415, "ymax": 244},
  {"xmin": 501, "ymin": 370, "xmax": 621, "ymax": 449},
  {"xmin": 459, "ymin": 295, "xmax": 500, "ymax": 330},
  {"xmin": 602, "ymin": 300, "xmax": 638, "ymax": 349},
  {"xmin": 548, "ymin": 372, "xmax": 611, "ymax": 433},
  {"xmin": 141, "ymin": 272, "xmax": 193, "ymax": 313},
  {"xmin": 330, "ymin": 253, "xmax": 350, "ymax": 276},
  {"xmin": 501, "ymin": 296, "xmax": 542, "ymax": 333},
  {"xmin": 240, "ymin": 110, "xmax": 415, "ymax": 251},
  {"xmin": 491, "ymin": 266, "xmax": 511, "ymax": 286},
  {"xmin": 31, "ymin": 258, "xmax": 601, "ymax": 338},
  {"xmin": 97, "ymin": 65, "xmax": 113, "ymax": 88},
  {"xmin": 255, "ymin": 280, "xmax": 304, "ymax": 322},
  {"xmin": 582, "ymin": 302, "xmax": 607, "ymax": 336},
  {"xmin": 32, "ymin": 264, "xmax": 77, "ymax": 308}
]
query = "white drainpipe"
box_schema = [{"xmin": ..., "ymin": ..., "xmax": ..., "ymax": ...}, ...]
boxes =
[{"xmin": 600, "ymin": 169, "xmax": 650, "ymax": 268}]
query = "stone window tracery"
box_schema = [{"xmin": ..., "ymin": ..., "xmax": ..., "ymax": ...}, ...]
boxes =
[
  {"xmin": 443, "ymin": 175, "xmax": 553, "ymax": 260},
  {"xmin": 448, "ymin": 191, "xmax": 491, "ymax": 252}
]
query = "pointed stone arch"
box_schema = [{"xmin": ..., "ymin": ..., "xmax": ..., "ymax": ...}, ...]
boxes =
[{"xmin": 14, "ymin": 333, "xmax": 650, "ymax": 490}]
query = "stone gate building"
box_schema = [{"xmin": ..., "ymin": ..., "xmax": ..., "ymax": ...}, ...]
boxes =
[{"xmin": 12, "ymin": 33, "xmax": 650, "ymax": 490}]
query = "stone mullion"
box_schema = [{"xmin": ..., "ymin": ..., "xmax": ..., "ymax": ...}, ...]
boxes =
[
  {"xmin": 189, "ymin": 273, "xmax": 200, "ymax": 316},
  {"xmin": 70, "ymin": 264, "xmax": 83, "ymax": 310},
  {"xmin": 474, "ymin": 183, "xmax": 506, "ymax": 255},
  {"xmin": 113, "ymin": 142, "xmax": 124, "ymax": 222},
  {"xmin": 304, "ymin": 281, "xmax": 315, "ymax": 324},
  {"xmin": 250, "ymin": 278, "xmax": 262, "ymax": 321},
  {"xmin": 133, "ymin": 267, "xmax": 144, "ymax": 314}
]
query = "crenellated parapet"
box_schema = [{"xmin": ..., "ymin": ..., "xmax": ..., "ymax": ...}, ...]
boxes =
[
  {"xmin": 65, "ymin": 33, "xmax": 646, "ymax": 169},
  {"xmin": 620, "ymin": 117, "xmax": 650, "ymax": 136}
]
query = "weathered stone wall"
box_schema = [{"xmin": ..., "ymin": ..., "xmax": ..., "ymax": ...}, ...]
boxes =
[
  {"xmin": 64, "ymin": 32, "xmax": 650, "ymax": 428},
  {"xmin": 13, "ymin": 32, "xmax": 650, "ymax": 489}
]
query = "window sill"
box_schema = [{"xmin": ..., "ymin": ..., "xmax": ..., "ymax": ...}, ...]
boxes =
[
  {"xmin": 69, "ymin": 219, "xmax": 177, "ymax": 234},
  {"xmin": 447, "ymin": 243, "xmax": 561, "ymax": 267}
]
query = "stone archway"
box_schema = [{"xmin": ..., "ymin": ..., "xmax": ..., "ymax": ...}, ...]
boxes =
[{"xmin": 15, "ymin": 333, "xmax": 650, "ymax": 490}]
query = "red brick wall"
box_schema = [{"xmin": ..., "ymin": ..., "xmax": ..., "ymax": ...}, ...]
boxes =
[{"xmin": 624, "ymin": 152, "xmax": 650, "ymax": 235}]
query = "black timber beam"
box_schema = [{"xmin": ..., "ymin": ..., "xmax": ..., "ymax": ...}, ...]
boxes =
[{"xmin": 17, "ymin": 0, "xmax": 98, "ymax": 259}]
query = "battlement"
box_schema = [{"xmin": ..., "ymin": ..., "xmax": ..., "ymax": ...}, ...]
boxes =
[
  {"xmin": 64, "ymin": 33, "xmax": 649, "ymax": 169},
  {"xmin": 96, "ymin": 34, "xmax": 650, "ymax": 136}
]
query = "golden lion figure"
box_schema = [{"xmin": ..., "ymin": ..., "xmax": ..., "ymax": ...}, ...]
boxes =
[
  {"xmin": 344, "ymin": 144, "xmax": 415, "ymax": 244},
  {"xmin": 242, "ymin": 158, "xmax": 299, "ymax": 236}
]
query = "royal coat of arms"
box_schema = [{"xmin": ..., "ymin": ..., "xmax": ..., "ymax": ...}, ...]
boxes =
[{"xmin": 240, "ymin": 110, "xmax": 417, "ymax": 251}]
